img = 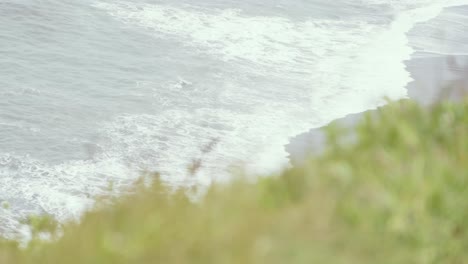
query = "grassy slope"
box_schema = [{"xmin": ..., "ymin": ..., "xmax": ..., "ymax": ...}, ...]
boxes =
[{"xmin": 1, "ymin": 98, "xmax": 467, "ymax": 264}]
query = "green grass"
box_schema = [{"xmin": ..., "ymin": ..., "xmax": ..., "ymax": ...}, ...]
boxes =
[{"xmin": 1, "ymin": 98, "xmax": 467, "ymax": 263}]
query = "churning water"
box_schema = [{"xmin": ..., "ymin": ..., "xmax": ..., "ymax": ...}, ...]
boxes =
[{"xmin": 1, "ymin": 0, "xmax": 467, "ymax": 239}]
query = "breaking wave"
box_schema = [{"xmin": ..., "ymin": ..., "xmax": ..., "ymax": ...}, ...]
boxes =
[{"xmin": 1, "ymin": 0, "xmax": 467, "ymax": 239}]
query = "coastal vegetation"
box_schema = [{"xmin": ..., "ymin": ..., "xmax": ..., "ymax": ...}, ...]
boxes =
[{"xmin": 0, "ymin": 97, "xmax": 467, "ymax": 263}]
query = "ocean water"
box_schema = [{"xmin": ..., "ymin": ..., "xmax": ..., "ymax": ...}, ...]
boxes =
[{"xmin": 1, "ymin": 0, "xmax": 467, "ymax": 239}]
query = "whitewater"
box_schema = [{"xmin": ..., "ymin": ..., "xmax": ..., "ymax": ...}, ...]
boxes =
[{"xmin": 1, "ymin": 0, "xmax": 467, "ymax": 239}]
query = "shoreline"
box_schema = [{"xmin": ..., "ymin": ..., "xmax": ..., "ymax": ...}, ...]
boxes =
[{"xmin": 286, "ymin": 54, "xmax": 468, "ymax": 164}]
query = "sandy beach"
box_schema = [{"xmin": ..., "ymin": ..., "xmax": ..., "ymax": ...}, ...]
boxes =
[
  {"xmin": 287, "ymin": 54, "xmax": 468, "ymax": 163},
  {"xmin": 2, "ymin": 0, "xmax": 468, "ymax": 240}
]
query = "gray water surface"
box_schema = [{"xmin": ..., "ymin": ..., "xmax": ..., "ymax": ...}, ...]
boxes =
[{"xmin": 1, "ymin": 0, "xmax": 467, "ymax": 239}]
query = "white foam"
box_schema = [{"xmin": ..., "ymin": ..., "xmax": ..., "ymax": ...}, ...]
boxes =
[
  {"xmin": 91, "ymin": 0, "xmax": 467, "ymax": 182},
  {"xmin": 89, "ymin": 2, "xmax": 408, "ymax": 177},
  {"xmin": 3, "ymin": 0, "xmax": 467, "ymax": 239},
  {"xmin": 0, "ymin": 153, "xmax": 138, "ymax": 239},
  {"xmin": 94, "ymin": 1, "xmax": 381, "ymax": 74}
]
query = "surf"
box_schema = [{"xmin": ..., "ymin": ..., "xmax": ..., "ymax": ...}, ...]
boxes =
[{"xmin": 1, "ymin": 0, "xmax": 468, "ymax": 240}]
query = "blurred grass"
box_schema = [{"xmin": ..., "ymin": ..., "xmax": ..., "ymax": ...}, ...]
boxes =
[{"xmin": 1, "ymin": 98, "xmax": 467, "ymax": 263}]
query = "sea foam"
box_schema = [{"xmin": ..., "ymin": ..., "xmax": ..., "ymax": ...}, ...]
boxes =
[{"xmin": 1, "ymin": 0, "xmax": 467, "ymax": 239}]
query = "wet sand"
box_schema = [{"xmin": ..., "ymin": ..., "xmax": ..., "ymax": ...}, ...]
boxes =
[{"xmin": 286, "ymin": 54, "xmax": 468, "ymax": 164}]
